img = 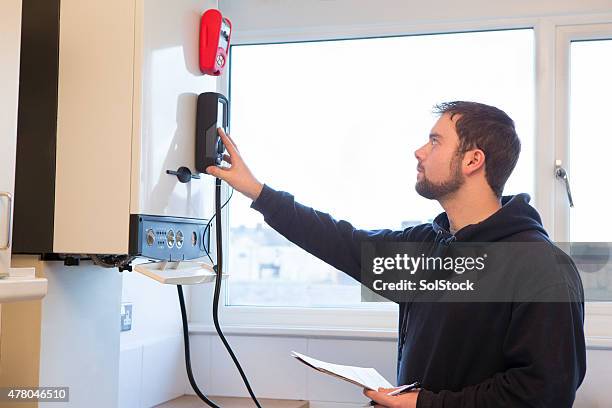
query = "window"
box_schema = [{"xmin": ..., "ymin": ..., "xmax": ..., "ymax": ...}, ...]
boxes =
[
  {"xmin": 553, "ymin": 24, "xmax": 612, "ymax": 341},
  {"xmin": 568, "ymin": 39, "xmax": 612, "ymax": 301},
  {"xmin": 226, "ymin": 29, "xmax": 535, "ymax": 308}
]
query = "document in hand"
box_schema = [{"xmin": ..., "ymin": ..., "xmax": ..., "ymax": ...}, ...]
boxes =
[{"xmin": 290, "ymin": 351, "xmax": 394, "ymax": 391}]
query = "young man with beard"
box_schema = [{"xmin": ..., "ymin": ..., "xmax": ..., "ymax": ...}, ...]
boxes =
[{"xmin": 207, "ymin": 101, "xmax": 586, "ymax": 407}]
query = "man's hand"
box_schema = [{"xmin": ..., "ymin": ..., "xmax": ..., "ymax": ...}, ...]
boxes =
[
  {"xmin": 206, "ymin": 128, "xmax": 264, "ymax": 201},
  {"xmin": 363, "ymin": 387, "xmax": 420, "ymax": 408}
]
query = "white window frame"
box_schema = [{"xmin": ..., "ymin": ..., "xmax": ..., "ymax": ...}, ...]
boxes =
[
  {"xmin": 188, "ymin": 11, "xmax": 612, "ymax": 346},
  {"xmin": 554, "ymin": 22, "xmax": 612, "ymax": 343}
]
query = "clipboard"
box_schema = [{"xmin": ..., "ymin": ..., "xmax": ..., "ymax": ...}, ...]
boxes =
[{"xmin": 290, "ymin": 351, "xmax": 394, "ymax": 391}]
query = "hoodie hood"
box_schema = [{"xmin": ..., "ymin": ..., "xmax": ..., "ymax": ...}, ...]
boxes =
[{"xmin": 431, "ymin": 193, "xmax": 548, "ymax": 243}]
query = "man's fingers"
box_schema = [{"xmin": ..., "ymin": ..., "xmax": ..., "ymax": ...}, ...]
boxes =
[
  {"xmin": 217, "ymin": 128, "xmax": 239, "ymax": 155},
  {"xmin": 222, "ymin": 128, "xmax": 239, "ymax": 151},
  {"xmin": 364, "ymin": 389, "xmax": 396, "ymax": 408},
  {"xmin": 206, "ymin": 165, "xmax": 230, "ymax": 179}
]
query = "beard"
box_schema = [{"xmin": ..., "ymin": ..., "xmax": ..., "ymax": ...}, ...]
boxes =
[{"xmin": 415, "ymin": 154, "xmax": 465, "ymax": 200}]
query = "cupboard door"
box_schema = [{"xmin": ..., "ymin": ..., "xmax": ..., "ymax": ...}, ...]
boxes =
[{"xmin": 0, "ymin": 0, "xmax": 23, "ymax": 274}]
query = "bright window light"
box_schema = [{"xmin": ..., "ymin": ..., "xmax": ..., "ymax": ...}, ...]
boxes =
[
  {"xmin": 569, "ymin": 39, "xmax": 612, "ymax": 301},
  {"xmin": 227, "ymin": 29, "xmax": 535, "ymax": 308}
]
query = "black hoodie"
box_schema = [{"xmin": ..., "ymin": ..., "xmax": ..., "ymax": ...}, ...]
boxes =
[{"xmin": 250, "ymin": 185, "xmax": 586, "ymax": 407}]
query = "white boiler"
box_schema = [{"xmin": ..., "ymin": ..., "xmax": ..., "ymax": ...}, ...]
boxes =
[{"xmin": 13, "ymin": 0, "xmax": 221, "ymax": 265}]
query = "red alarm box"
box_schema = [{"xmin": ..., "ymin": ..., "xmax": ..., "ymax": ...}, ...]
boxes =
[{"xmin": 199, "ymin": 9, "xmax": 232, "ymax": 76}]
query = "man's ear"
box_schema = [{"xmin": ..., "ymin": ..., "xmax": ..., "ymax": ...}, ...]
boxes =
[{"xmin": 464, "ymin": 149, "xmax": 485, "ymax": 175}]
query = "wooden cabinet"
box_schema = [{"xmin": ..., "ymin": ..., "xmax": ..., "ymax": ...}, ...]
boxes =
[{"xmin": 0, "ymin": 0, "xmax": 46, "ymax": 302}]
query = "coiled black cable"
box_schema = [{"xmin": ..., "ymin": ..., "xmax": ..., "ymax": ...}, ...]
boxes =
[
  {"xmin": 177, "ymin": 284, "xmax": 220, "ymax": 408},
  {"xmin": 178, "ymin": 178, "xmax": 262, "ymax": 408},
  {"xmin": 212, "ymin": 177, "xmax": 262, "ymax": 408},
  {"xmin": 202, "ymin": 186, "xmax": 234, "ymax": 264}
]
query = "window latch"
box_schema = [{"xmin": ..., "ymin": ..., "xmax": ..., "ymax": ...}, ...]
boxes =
[{"xmin": 555, "ymin": 160, "xmax": 574, "ymax": 208}]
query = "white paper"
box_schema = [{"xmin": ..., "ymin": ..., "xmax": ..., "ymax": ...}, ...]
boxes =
[{"xmin": 291, "ymin": 351, "xmax": 394, "ymax": 390}]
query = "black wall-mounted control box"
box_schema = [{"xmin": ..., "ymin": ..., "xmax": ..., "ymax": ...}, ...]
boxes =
[{"xmin": 196, "ymin": 92, "xmax": 228, "ymax": 174}]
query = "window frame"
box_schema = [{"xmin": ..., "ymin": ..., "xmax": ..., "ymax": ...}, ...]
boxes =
[
  {"xmin": 187, "ymin": 13, "xmax": 612, "ymax": 345},
  {"xmin": 554, "ymin": 23, "xmax": 612, "ymax": 341}
]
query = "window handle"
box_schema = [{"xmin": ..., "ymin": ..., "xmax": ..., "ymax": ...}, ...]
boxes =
[
  {"xmin": 0, "ymin": 192, "xmax": 13, "ymax": 250},
  {"xmin": 555, "ymin": 160, "xmax": 574, "ymax": 208}
]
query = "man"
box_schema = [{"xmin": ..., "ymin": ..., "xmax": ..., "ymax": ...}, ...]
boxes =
[{"xmin": 207, "ymin": 101, "xmax": 586, "ymax": 407}]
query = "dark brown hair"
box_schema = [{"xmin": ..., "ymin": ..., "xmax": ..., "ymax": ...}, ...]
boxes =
[{"xmin": 433, "ymin": 101, "xmax": 521, "ymax": 198}]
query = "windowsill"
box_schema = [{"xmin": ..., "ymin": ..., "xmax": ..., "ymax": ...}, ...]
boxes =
[
  {"xmin": 188, "ymin": 323, "xmax": 612, "ymax": 349},
  {"xmin": 188, "ymin": 322, "xmax": 397, "ymax": 340},
  {"xmin": 586, "ymin": 336, "xmax": 612, "ymax": 350}
]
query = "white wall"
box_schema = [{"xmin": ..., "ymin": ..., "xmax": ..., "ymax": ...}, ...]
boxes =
[
  {"xmin": 118, "ymin": 269, "xmax": 189, "ymax": 408},
  {"xmin": 185, "ymin": 331, "xmax": 612, "ymax": 407},
  {"xmin": 577, "ymin": 349, "xmax": 612, "ymax": 407},
  {"xmin": 173, "ymin": 1, "xmax": 612, "ymax": 407},
  {"xmin": 219, "ymin": 0, "xmax": 612, "ymax": 35},
  {"xmin": 10, "ymin": 258, "xmax": 188, "ymax": 408},
  {"xmin": 23, "ymin": 258, "xmax": 123, "ymax": 408},
  {"xmin": 188, "ymin": 332, "xmax": 396, "ymax": 407}
]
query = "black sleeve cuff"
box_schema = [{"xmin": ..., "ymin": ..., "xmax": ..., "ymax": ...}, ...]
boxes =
[
  {"xmin": 416, "ymin": 389, "xmax": 434, "ymax": 408},
  {"xmin": 250, "ymin": 183, "xmax": 278, "ymax": 213}
]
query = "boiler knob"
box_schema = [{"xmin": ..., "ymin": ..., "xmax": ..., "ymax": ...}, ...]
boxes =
[{"xmin": 146, "ymin": 229, "xmax": 155, "ymax": 246}]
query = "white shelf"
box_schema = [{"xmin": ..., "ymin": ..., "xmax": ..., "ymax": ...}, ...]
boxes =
[
  {"xmin": 134, "ymin": 260, "xmax": 226, "ymax": 285},
  {"xmin": 0, "ymin": 267, "xmax": 47, "ymax": 303}
]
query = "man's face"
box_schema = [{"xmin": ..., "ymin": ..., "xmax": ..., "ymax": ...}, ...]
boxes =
[{"xmin": 414, "ymin": 113, "xmax": 465, "ymax": 200}]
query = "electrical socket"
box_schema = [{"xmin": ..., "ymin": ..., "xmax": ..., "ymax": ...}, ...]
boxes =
[{"xmin": 120, "ymin": 303, "xmax": 133, "ymax": 332}]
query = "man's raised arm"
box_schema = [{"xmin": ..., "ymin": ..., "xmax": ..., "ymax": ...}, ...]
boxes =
[{"xmin": 206, "ymin": 129, "xmax": 405, "ymax": 282}]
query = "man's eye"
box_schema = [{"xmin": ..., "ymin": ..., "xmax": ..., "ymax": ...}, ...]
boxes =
[{"xmin": 431, "ymin": 138, "xmax": 438, "ymax": 145}]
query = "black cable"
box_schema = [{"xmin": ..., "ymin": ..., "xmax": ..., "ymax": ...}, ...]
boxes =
[
  {"xmin": 178, "ymin": 179, "xmax": 260, "ymax": 407},
  {"xmin": 212, "ymin": 177, "xmax": 263, "ymax": 408},
  {"xmin": 203, "ymin": 186, "xmax": 234, "ymax": 264},
  {"xmin": 177, "ymin": 284, "xmax": 220, "ymax": 408}
]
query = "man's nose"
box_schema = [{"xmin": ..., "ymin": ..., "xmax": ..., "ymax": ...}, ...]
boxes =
[{"xmin": 415, "ymin": 145, "xmax": 426, "ymax": 161}]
